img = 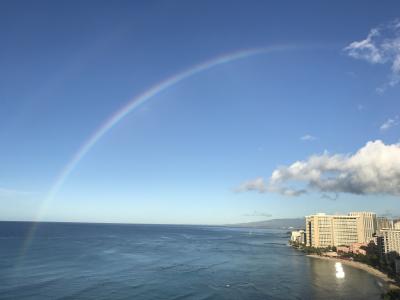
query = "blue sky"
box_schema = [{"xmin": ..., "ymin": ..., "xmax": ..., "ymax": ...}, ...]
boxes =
[{"xmin": 1, "ymin": 1, "xmax": 400, "ymax": 224}]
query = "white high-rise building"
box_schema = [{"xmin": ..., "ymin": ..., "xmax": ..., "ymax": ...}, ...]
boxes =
[
  {"xmin": 349, "ymin": 212, "xmax": 377, "ymax": 244},
  {"xmin": 290, "ymin": 230, "xmax": 306, "ymax": 244},
  {"xmin": 393, "ymin": 220, "xmax": 400, "ymax": 230},
  {"xmin": 306, "ymin": 213, "xmax": 361, "ymax": 247},
  {"xmin": 377, "ymin": 217, "xmax": 393, "ymax": 234},
  {"xmin": 380, "ymin": 229, "xmax": 400, "ymax": 255}
]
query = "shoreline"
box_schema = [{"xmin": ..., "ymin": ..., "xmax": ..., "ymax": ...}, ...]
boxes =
[{"xmin": 307, "ymin": 254, "xmax": 399, "ymax": 292}]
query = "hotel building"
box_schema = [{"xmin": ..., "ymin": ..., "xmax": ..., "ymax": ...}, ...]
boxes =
[
  {"xmin": 290, "ymin": 230, "xmax": 306, "ymax": 244},
  {"xmin": 394, "ymin": 220, "xmax": 400, "ymax": 230},
  {"xmin": 376, "ymin": 217, "xmax": 393, "ymax": 234},
  {"xmin": 306, "ymin": 213, "xmax": 361, "ymax": 247},
  {"xmin": 349, "ymin": 212, "xmax": 377, "ymax": 244},
  {"xmin": 379, "ymin": 229, "xmax": 400, "ymax": 255}
]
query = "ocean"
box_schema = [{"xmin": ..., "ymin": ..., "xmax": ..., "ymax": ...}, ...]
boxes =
[{"xmin": 0, "ymin": 222, "xmax": 385, "ymax": 299}]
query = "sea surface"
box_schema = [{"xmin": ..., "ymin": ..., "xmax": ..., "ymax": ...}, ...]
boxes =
[{"xmin": 0, "ymin": 222, "xmax": 385, "ymax": 299}]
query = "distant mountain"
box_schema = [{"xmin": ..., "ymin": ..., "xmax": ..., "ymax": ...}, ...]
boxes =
[{"xmin": 229, "ymin": 218, "xmax": 305, "ymax": 230}]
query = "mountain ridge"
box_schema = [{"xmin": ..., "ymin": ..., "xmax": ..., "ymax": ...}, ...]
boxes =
[{"xmin": 228, "ymin": 218, "xmax": 305, "ymax": 229}]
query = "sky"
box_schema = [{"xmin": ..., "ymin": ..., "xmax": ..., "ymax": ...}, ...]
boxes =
[{"xmin": 1, "ymin": 1, "xmax": 400, "ymax": 224}]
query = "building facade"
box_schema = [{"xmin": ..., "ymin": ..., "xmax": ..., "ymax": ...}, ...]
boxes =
[
  {"xmin": 394, "ymin": 220, "xmax": 400, "ymax": 230},
  {"xmin": 380, "ymin": 229, "xmax": 400, "ymax": 255},
  {"xmin": 290, "ymin": 230, "xmax": 306, "ymax": 244},
  {"xmin": 306, "ymin": 213, "xmax": 333, "ymax": 247},
  {"xmin": 336, "ymin": 243, "xmax": 367, "ymax": 255},
  {"xmin": 349, "ymin": 212, "xmax": 377, "ymax": 244},
  {"xmin": 306, "ymin": 213, "xmax": 362, "ymax": 247},
  {"xmin": 377, "ymin": 217, "xmax": 393, "ymax": 234}
]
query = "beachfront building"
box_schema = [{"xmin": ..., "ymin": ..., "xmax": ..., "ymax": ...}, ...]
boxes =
[
  {"xmin": 380, "ymin": 229, "xmax": 400, "ymax": 255},
  {"xmin": 332, "ymin": 215, "xmax": 360, "ymax": 246},
  {"xmin": 350, "ymin": 243, "xmax": 367, "ymax": 255},
  {"xmin": 336, "ymin": 243, "xmax": 367, "ymax": 255},
  {"xmin": 349, "ymin": 212, "xmax": 377, "ymax": 244},
  {"xmin": 290, "ymin": 230, "xmax": 306, "ymax": 244},
  {"xmin": 306, "ymin": 213, "xmax": 361, "ymax": 247},
  {"xmin": 336, "ymin": 246, "xmax": 350, "ymax": 253},
  {"xmin": 306, "ymin": 213, "xmax": 333, "ymax": 247},
  {"xmin": 376, "ymin": 217, "xmax": 393, "ymax": 234},
  {"xmin": 394, "ymin": 220, "xmax": 400, "ymax": 230}
]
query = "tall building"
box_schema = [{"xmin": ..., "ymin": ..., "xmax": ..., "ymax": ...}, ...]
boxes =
[
  {"xmin": 377, "ymin": 217, "xmax": 393, "ymax": 234},
  {"xmin": 290, "ymin": 230, "xmax": 306, "ymax": 244},
  {"xmin": 380, "ymin": 229, "xmax": 400, "ymax": 255},
  {"xmin": 306, "ymin": 213, "xmax": 332, "ymax": 247},
  {"xmin": 349, "ymin": 212, "xmax": 377, "ymax": 243},
  {"xmin": 393, "ymin": 220, "xmax": 400, "ymax": 230},
  {"xmin": 306, "ymin": 213, "xmax": 361, "ymax": 247},
  {"xmin": 332, "ymin": 215, "xmax": 360, "ymax": 246}
]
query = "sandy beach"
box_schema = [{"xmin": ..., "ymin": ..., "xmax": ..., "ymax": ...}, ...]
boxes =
[{"xmin": 307, "ymin": 254, "xmax": 399, "ymax": 292}]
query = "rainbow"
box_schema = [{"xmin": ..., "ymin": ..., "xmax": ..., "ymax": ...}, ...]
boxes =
[{"xmin": 18, "ymin": 45, "xmax": 295, "ymax": 260}]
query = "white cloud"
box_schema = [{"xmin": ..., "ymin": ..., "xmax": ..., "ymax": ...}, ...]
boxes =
[
  {"xmin": 344, "ymin": 19, "xmax": 400, "ymax": 91},
  {"xmin": 300, "ymin": 134, "xmax": 316, "ymax": 141},
  {"xmin": 345, "ymin": 28, "xmax": 385, "ymax": 64},
  {"xmin": 236, "ymin": 177, "xmax": 307, "ymax": 196},
  {"xmin": 380, "ymin": 117, "xmax": 398, "ymax": 131},
  {"xmin": 238, "ymin": 140, "xmax": 400, "ymax": 197},
  {"xmin": 236, "ymin": 177, "xmax": 266, "ymax": 193},
  {"xmin": 270, "ymin": 140, "xmax": 400, "ymax": 196}
]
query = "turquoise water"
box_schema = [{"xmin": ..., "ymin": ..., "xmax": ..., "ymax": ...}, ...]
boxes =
[{"xmin": 0, "ymin": 222, "xmax": 384, "ymax": 299}]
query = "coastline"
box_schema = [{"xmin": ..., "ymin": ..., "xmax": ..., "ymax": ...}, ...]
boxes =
[{"xmin": 307, "ymin": 254, "xmax": 399, "ymax": 291}]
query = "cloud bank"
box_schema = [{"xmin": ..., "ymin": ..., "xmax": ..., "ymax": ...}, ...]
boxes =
[
  {"xmin": 238, "ymin": 140, "xmax": 400, "ymax": 197},
  {"xmin": 344, "ymin": 19, "xmax": 400, "ymax": 91},
  {"xmin": 237, "ymin": 177, "xmax": 266, "ymax": 193},
  {"xmin": 236, "ymin": 177, "xmax": 307, "ymax": 196}
]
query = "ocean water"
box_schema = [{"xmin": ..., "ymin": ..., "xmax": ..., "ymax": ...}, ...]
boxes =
[{"xmin": 0, "ymin": 222, "xmax": 385, "ymax": 300}]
